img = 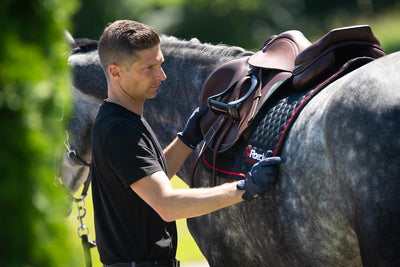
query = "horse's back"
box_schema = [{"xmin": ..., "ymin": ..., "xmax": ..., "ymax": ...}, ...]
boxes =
[
  {"xmin": 189, "ymin": 53, "xmax": 400, "ymax": 267},
  {"xmin": 283, "ymin": 51, "xmax": 400, "ymax": 266}
]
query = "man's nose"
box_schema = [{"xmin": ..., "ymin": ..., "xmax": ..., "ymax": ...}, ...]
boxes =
[{"xmin": 157, "ymin": 66, "xmax": 167, "ymax": 81}]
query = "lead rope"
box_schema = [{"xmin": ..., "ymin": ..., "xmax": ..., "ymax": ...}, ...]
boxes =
[
  {"xmin": 75, "ymin": 176, "xmax": 96, "ymax": 267},
  {"xmin": 65, "ymin": 131, "xmax": 96, "ymax": 267}
]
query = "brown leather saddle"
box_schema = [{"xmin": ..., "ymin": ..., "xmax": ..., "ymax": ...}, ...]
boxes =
[
  {"xmin": 194, "ymin": 25, "xmax": 385, "ymax": 185},
  {"xmin": 199, "ymin": 30, "xmax": 311, "ymax": 153}
]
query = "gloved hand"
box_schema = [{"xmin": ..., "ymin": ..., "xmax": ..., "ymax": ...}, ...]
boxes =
[
  {"xmin": 237, "ymin": 151, "xmax": 282, "ymax": 201},
  {"xmin": 177, "ymin": 106, "xmax": 208, "ymax": 149}
]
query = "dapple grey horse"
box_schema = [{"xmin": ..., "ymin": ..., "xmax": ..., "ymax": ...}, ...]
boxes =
[{"xmin": 62, "ymin": 33, "xmax": 400, "ymax": 267}]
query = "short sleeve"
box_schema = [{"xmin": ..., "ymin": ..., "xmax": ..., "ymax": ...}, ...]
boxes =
[{"xmin": 103, "ymin": 122, "xmax": 163, "ymax": 187}]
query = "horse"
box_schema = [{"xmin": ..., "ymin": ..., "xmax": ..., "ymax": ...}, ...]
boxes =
[{"xmin": 62, "ymin": 32, "xmax": 400, "ymax": 267}]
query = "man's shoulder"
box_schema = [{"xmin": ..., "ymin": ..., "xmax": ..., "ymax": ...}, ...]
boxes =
[
  {"xmin": 95, "ymin": 103, "xmax": 142, "ymax": 128},
  {"xmin": 92, "ymin": 103, "xmax": 145, "ymax": 145}
]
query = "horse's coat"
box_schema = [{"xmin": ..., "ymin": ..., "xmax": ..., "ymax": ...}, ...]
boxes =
[{"xmin": 62, "ymin": 33, "xmax": 400, "ymax": 266}]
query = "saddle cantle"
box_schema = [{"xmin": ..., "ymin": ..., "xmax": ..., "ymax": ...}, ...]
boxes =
[
  {"xmin": 293, "ymin": 25, "xmax": 385, "ymax": 90},
  {"xmin": 194, "ymin": 25, "xmax": 385, "ymax": 186}
]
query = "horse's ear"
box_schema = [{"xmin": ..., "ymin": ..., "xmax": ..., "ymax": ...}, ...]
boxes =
[{"xmin": 64, "ymin": 30, "xmax": 75, "ymax": 47}]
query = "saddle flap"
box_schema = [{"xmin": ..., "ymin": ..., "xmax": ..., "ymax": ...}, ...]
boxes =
[
  {"xmin": 249, "ymin": 30, "xmax": 311, "ymax": 71},
  {"xmin": 199, "ymin": 56, "xmax": 251, "ymax": 108}
]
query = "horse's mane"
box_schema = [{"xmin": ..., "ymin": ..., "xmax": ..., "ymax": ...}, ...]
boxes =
[
  {"xmin": 160, "ymin": 35, "xmax": 254, "ymax": 60},
  {"xmin": 72, "ymin": 38, "xmax": 98, "ymax": 54},
  {"xmin": 67, "ymin": 33, "xmax": 252, "ymax": 58}
]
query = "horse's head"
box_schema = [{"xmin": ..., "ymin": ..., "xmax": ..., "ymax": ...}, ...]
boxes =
[{"xmin": 60, "ymin": 34, "xmax": 105, "ymax": 194}]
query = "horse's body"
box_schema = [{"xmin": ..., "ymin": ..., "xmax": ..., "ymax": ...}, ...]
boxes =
[{"xmin": 63, "ymin": 33, "xmax": 400, "ymax": 266}]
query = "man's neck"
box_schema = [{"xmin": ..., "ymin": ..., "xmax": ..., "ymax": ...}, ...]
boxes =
[{"xmin": 106, "ymin": 93, "xmax": 144, "ymax": 116}]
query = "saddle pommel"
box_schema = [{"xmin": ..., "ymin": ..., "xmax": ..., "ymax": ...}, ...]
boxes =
[{"xmin": 249, "ymin": 30, "xmax": 312, "ymax": 72}]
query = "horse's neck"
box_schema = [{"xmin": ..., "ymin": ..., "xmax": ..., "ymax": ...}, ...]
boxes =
[
  {"xmin": 146, "ymin": 36, "xmax": 253, "ymax": 132},
  {"xmin": 160, "ymin": 36, "xmax": 252, "ymax": 92}
]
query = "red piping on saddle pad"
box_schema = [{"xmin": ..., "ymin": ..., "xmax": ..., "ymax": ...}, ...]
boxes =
[
  {"xmin": 202, "ymin": 153, "xmax": 246, "ymax": 178},
  {"xmin": 273, "ymin": 63, "xmax": 349, "ymax": 156}
]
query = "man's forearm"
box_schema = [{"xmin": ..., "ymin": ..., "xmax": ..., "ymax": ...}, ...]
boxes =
[
  {"xmin": 163, "ymin": 137, "xmax": 193, "ymax": 179},
  {"xmin": 160, "ymin": 181, "xmax": 244, "ymax": 222}
]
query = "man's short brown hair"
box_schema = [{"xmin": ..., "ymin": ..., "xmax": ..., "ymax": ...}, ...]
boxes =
[{"xmin": 98, "ymin": 20, "xmax": 160, "ymax": 78}]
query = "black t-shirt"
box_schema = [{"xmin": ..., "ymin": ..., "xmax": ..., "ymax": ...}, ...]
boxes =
[{"xmin": 91, "ymin": 101, "xmax": 177, "ymax": 264}]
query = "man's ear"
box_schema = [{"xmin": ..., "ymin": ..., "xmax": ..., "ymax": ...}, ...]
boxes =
[{"xmin": 109, "ymin": 65, "xmax": 121, "ymax": 79}]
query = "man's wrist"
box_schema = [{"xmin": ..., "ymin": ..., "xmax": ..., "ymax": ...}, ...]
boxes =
[
  {"xmin": 177, "ymin": 132, "xmax": 196, "ymax": 149},
  {"xmin": 237, "ymin": 179, "xmax": 259, "ymax": 201}
]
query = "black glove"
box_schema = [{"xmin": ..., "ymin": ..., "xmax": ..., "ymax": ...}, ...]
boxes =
[
  {"xmin": 237, "ymin": 151, "xmax": 282, "ymax": 201},
  {"xmin": 177, "ymin": 106, "xmax": 208, "ymax": 149}
]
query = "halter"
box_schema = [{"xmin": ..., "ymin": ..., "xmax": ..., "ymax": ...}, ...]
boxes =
[
  {"xmin": 64, "ymin": 131, "xmax": 96, "ymax": 267},
  {"xmin": 64, "ymin": 131, "xmax": 91, "ymax": 168}
]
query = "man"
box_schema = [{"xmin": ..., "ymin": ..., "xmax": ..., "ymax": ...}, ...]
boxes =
[{"xmin": 91, "ymin": 20, "xmax": 282, "ymax": 267}]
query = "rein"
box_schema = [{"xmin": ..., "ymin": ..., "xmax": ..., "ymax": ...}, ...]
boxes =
[{"xmin": 64, "ymin": 131, "xmax": 96, "ymax": 267}]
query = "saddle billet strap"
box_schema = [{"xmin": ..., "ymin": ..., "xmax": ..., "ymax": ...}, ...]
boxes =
[
  {"xmin": 245, "ymin": 69, "xmax": 263, "ymax": 125},
  {"xmin": 203, "ymin": 115, "xmax": 228, "ymax": 146},
  {"xmin": 190, "ymin": 116, "xmax": 228, "ymax": 187},
  {"xmin": 212, "ymin": 119, "xmax": 233, "ymax": 186}
]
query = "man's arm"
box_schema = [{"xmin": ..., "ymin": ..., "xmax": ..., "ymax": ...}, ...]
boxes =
[
  {"xmin": 131, "ymin": 154, "xmax": 281, "ymax": 222},
  {"xmin": 163, "ymin": 137, "xmax": 192, "ymax": 179},
  {"xmin": 131, "ymin": 170, "xmax": 243, "ymax": 222},
  {"xmin": 145, "ymin": 106, "xmax": 281, "ymax": 221},
  {"xmin": 163, "ymin": 106, "xmax": 207, "ymax": 179}
]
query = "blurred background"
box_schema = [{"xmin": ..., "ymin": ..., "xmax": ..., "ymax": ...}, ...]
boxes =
[
  {"xmin": 71, "ymin": 0, "xmax": 400, "ymax": 52},
  {"xmin": 1, "ymin": 0, "xmax": 399, "ymax": 266}
]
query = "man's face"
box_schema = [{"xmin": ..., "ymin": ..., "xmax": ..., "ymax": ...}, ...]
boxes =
[{"xmin": 119, "ymin": 44, "xmax": 166, "ymax": 103}]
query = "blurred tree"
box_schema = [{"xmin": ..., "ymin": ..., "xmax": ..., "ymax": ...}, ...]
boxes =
[
  {"xmin": 0, "ymin": 0, "xmax": 83, "ymax": 266},
  {"xmin": 71, "ymin": 0, "xmax": 400, "ymax": 52}
]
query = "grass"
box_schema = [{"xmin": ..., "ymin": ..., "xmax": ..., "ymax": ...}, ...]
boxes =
[{"xmin": 68, "ymin": 176, "xmax": 206, "ymax": 267}]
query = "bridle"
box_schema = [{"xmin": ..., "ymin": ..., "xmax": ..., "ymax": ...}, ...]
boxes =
[
  {"xmin": 64, "ymin": 131, "xmax": 91, "ymax": 168},
  {"xmin": 64, "ymin": 131, "xmax": 96, "ymax": 267},
  {"xmin": 64, "ymin": 131, "xmax": 92, "ymax": 196}
]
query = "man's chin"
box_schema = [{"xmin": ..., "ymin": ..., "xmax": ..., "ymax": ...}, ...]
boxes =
[{"xmin": 148, "ymin": 90, "xmax": 158, "ymax": 99}]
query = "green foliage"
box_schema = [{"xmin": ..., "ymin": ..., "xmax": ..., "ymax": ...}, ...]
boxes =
[
  {"xmin": 0, "ymin": 0, "xmax": 82, "ymax": 266},
  {"xmin": 72, "ymin": 0, "xmax": 400, "ymax": 52}
]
